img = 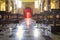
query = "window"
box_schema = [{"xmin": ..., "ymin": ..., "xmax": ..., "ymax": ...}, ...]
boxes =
[
  {"xmin": 14, "ymin": 0, "xmax": 22, "ymax": 8},
  {"xmin": 35, "ymin": 0, "xmax": 39, "ymax": 8}
]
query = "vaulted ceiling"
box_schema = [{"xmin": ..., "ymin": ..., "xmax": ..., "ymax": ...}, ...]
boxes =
[
  {"xmin": 0, "ymin": 0, "xmax": 35, "ymax": 2},
  {"xmin": 21, "ymin": 0, "xmax": 34, "ymax": 2}
]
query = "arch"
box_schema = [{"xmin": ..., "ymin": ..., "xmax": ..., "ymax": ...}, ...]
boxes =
[{"xmin": 24, "ymin": 7, "xmax": 32, "ymax": 18}]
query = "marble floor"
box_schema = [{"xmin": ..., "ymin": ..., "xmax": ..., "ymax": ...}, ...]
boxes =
[{"xmin": 0, "ymin": 23, "xmax": 60, "ymax": 40}]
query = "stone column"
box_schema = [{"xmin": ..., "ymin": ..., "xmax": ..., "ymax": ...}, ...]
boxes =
[
  {"xmin": 44, "ymin": 0, "xmax": 48, "ymax": 11},
  {"xmin": 11, "ymin": 1, "xmax": 14, "ymax": 13},
  {"xmin": 0, "ymin": 1, "xmax": 1, "ymax": 11},
  {"xmin": 11, "ymin": 0, "xmax": 18, "ymax": 14},
  {"xmin": 59, "ymin": 0, "xmax": 60, "ymax": 8},
  {"xmin": 5, "ymin": 0, "xmax": 10, "ymax": 12},
  {"xmin": 40, "ymin": 0, "xmax": 44, "ymax": 12},
  {"xmin": 0, "ymin": 0, "xmax": 3, "ymax": 11}
]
